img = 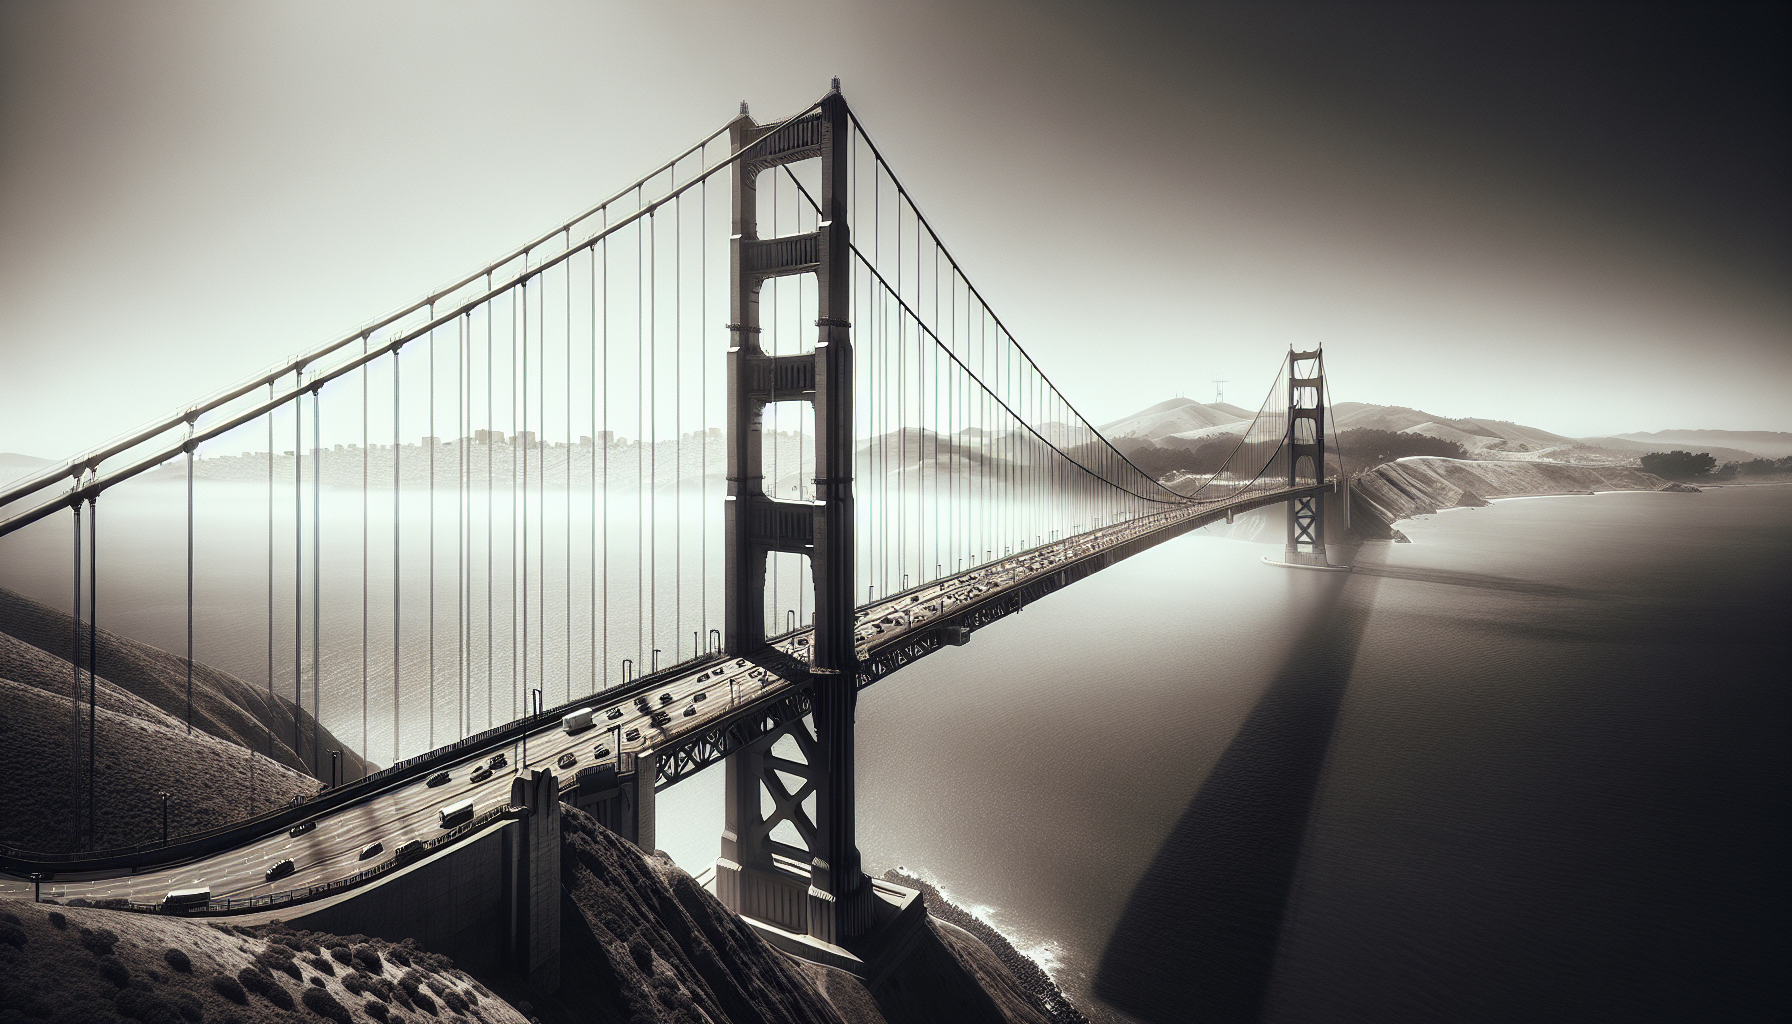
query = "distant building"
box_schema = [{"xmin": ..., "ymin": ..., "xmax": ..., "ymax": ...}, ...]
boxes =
[
  {"xmin": 422, "ymin": 436, "xmax": 441, "ymax": 447},
  {"xmin": 515, "ymin": 430, "xmax": 538, "ymax": 448},
  {"xmin": 475, "ymin": 429, "xmax": 505, "ymax": 444}
]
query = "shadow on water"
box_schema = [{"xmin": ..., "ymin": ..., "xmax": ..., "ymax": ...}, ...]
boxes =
[{"xmin": 1092, "ymin": 560, "xmax": 1380, "ymax": 1024}]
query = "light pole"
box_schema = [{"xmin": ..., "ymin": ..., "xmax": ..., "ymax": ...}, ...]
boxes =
[
  {"xmin": 329, "ymin": 750, "xmax": 340, "ymax": 789},
  {"xmin": 709, "ymin": 629, "xmax": 721, "ymax": 654},
  {"xmin": 652, "ymin": 649, "xmax": 661, "ymax": 673},
  {"xmin": 622, "ymin": 658, "xmax": 633, "ymax": 684},
  {"xmin": 29, "ymin": 872, "xmax": 43, "ymax": 903},
  {"xmin": 523, "ymin": 688, "xmax": 541, "ymax": 766},
  {"xmin": 159, "ymin": 791, "xmax": 170, "ymax": 845}
]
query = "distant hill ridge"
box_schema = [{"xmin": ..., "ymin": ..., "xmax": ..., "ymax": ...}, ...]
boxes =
[{"xmin": 1100, "ymin": 397, "xmax": 1780, "ymax": 465}]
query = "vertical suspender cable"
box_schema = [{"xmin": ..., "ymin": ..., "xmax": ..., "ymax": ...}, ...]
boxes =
[
  {"xmin": 293, "ymin": 369, "xmax": 303, "ymax": 771},
  {"xmin": 71, "ymin": 500, "xmax": 81, "ymax": 848},
  {"xmin": 87, "ymin": 493, "xmax": 97, "ymax": 848},
  {"xmin": 394, "ymin": 347, "xmax": 402, "ymax": 762},
  {"xmin": 312, "ymin": 388, "xmax": 321, "ymax": 773},
  {"xmin": 185, "ymin": 443, "xmax": 194, "ymax": 735}
]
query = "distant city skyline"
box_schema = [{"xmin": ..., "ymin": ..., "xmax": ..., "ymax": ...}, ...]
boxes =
[{"xmin": 2, "ymin": 1, "xmax": 1786, "ymax": 460}]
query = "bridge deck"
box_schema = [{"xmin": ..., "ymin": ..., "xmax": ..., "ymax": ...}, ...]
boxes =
[{"xmin": 0, "ymin": 483, "xmax": 1327, "ymax": 910}]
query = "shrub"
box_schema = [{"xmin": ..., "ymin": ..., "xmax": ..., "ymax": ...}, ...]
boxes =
[
  {"xmin": 166, "ymin": 989, "xmax": 205, "ymax": 1023},
  {"xmin": 95, "ymin": 954, "xmax": 131, "ymax": 987},
  {"xmin": 439, "ymin": 987, "xmax": 469, "ymax": 1013},
  {"xmin": 0, "ymin": 923, "xmax": 26, "ymax": 949},
  {"xmin": 46, "ymin": 912, "xmax": 67, "ymax": 929},
  {"xmin": 237, "ymin": 966, "xmax": 295, "ymax": 1010},
  {"xmin": 210, "ymin": 973, "xmax": 247, "ymax": 1004},
  {"xmin": 163, "ymin": 947, "xmax": 192, "ymax": 972},
  {"xmin": 306, "ymin": 953, "xmax": 336, "ymax": 976},
  {"xmin": 302, "ymin": 986, "xmax": 354, "ymax": 1023},
  {"xmin": 330, "ymin": 945, "xmax": 354, "ymax": 965},
  {"xmin": 0, "ymin": 912, "xmax": 19, "ymax": 925},
  {"xmin": 114, "ymin": 988, "xmax": 185, "ymax": 1024},
  {"xmin": 364, "ymin": 1000, "xmax": 391, "ymax": 1023},
  {"xmin": 257, "ymin": 947, "xmax": 303, "ymax": 980},
  {"xmin": 352, "ymin": 945, "xmax": 384, "ymax": 974},
  {"xmin": 77, "ymin": 926, "xmax": 120, "ymax": 955},
  {"xmin": 387, "ymin": 942, "xmax": 413, "ymax": 968}
]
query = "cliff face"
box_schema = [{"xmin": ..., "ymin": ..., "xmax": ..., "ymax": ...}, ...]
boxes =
[
  {"xmin": 1347, "ymin": 458, "xmax": 1669, "ymax": 538},
  {"xmin": 531, "ymin": 805, "xmax": 1058, "ymax": 1024}
]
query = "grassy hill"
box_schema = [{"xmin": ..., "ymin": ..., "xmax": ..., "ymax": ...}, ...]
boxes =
[{"xmin": 0, "ymin": 586, "xmax": 374, "ymax": 785}]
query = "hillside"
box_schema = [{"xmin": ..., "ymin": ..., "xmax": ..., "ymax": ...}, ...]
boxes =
[
  {"xmin": 1346, "ymin": 457, "xmax": 1672, "ymax": 535},
  {"xmin": 1099, "ymin": 398, "xmax": 1247, "ymax": 439},
  {"xmin": 0, "ymin": 899, "xmax": 526, "ymax": 1024},
  {"xmin": 0, "ymin": 586, "xmax": 374, "ymax": 785},
  {"xmin": 0, "ymin": 632, "xmax": 319, "ymax": 853},
  {"xmin": 537, "ymin": 803, "xmax": 1060, "ymax": 1024},
  {"xmin": 1614, "ymin": 429, "xmax": 1792, "ymax": 459}
]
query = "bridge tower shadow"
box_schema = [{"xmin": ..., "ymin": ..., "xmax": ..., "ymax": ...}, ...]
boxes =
[{"xmin": 1092, "ymin": 555, "xmax": 1378, "ymax": 1023}]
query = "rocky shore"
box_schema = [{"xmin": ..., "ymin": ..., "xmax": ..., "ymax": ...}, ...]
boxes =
[{"xmin": 881, "ymin": 870, "xmax": 1088, "ymax": 1024}]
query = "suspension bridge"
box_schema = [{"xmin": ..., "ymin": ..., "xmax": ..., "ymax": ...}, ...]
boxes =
[{"xmin": 0, "ymin": 84, "xmax": 1342, "ymax": 985}]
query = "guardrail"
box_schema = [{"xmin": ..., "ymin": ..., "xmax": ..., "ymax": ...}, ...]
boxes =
[{"xmin": 53, "ymin": 804, "xmax": 513, "ymax": 917}]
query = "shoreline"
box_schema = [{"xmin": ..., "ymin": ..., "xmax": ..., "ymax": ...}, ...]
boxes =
[{"xmin": 881, "ymin": 868, "xmax": 1090, "ymax": 1024}]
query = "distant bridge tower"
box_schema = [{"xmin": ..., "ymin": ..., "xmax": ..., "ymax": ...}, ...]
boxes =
[
  {"xmin": 717, "ymin": 84, "xmax": 873, "ymax": 944},
  {"xmin": 1283, "ymin": 348, "xmax": 1335, "ymax": 567}
]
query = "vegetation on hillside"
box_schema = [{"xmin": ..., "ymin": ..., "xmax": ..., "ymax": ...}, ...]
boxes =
[
  {"xmin": 1640, "ymin": 450, "xmax": 1718, "ymax": 479},
  {"xmin": 0, "ymin": 900, "xmax": 522, "ymax": 1024}
]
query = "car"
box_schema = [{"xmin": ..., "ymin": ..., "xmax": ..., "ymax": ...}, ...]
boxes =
[
  {"xmin": 682, "ymin": 706, "xmax": 697, "ymax": 717},
  {"xmin": 470, "ymin": 766, "xmax": 493, "ymax": 784},
  {"xmin": 426, "ymin": 771, "xmax": 450, "ymax": 787},
  {"xmin": 658, "ymin": 692, "xmax": 673, "ymax": 705},
  {"xmin": 557, "ymin": 752, "xmax": 577, "ymax": 770},
  {"xmin": 697, "ymin": 671, "xmax": 710, "ymax": 682},
  {"xmin": 394, "ymin": 840, "xmax": 425, "ymax": 865},
  {"xmin": 735, "ymin": 659, "xmax": 746, "ymax": 667},
  {"xmin": 288, "ymin": 820, "xmax": 316, "ymax": 838},
  {"xmin": 606, "ymin": 707, "xmax": 624, "ymax": 721},
  {"xmin": 649, "ymin": 711, "xmax": 671, "ymax": 727},
  {"xmin": 592, "ymin": 744, "xmax": 610, "ymax": 758},
  {"xmin": 693, "ymin": 691, "xmax": 707, "ymax": 702},
  {"xmin": 624, "ymin": 728, "xmax": 640, "ymax": 742},
  {"xmin": 487, "ymin": 752, "xmax": 508, "ymax": 768},
  {"xmin": 358, "ymin": 841, "xmax": 383, "ymax": 860},
  {"xmin": 265, "ymin": 858, "xmax": 296, "ymax": 883}
]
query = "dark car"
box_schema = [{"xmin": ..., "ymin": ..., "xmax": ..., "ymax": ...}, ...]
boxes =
[
  {"xmin": 649, "ymin": 711, "xmax": 671, "ymax": 728},
  {"xmin": 556, "ymin": 752, "xmax": 577, "ymax": 770},
  {"xmin": 682, "ymin": 706, "xmax": 697, "ymax": 717},
  {"xmin": 606, "ymin": 707, "xmax": 624, "ymax": 721},
  {"xmin": 487, "ymin": 752, "xmax": 508, "ymax": 769},
  {"xmin": 394, "ymin": 840, "xmax": 425, "ymax": 866},
  {"xmin": 358, "ymin": 841, "xmax": 383, "ymax": 860},
  {"xmin": 288, "ymin": 820, "xmax": 316, "ymax": 838},
  {"xmin": 470, "ymin": 766, "xmax": 493, "ymax": 784},
  {"xmin": 265, "ymin": 858, "xmax": 296, "ymax": 883},
  {"xmin": 658, "ymin": 692, "xmax": 673, "ymax": 706},
  {"xmin": 426, "ymin": 771, "xmax": 450, "ymax": 787},
  {"xmin": 624, "ymin": 728, "xmax": 640, "ymax": 742},
  {"xmin": 592, "ymin": 744, "xmax": 610, "ymax": 758},
  {"xmin": 693, "ymin": 691, "xmax": 707, "ymax": 702}
]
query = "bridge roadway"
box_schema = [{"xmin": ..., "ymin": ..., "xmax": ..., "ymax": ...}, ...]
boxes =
[{"xmin": 0, "ymin": 483, "xmax": 1327, "ymax": 910}]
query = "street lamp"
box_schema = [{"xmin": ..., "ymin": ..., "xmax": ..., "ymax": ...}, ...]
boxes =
[
  {"xmin": 652, "ymin": 649, "xmax": 661, "ymax": 673},
  {"xmin": 29, "ymin": 872, "xmax": 44, "ymax": 903},
  {"xmin": 709, "ymin": 629, "xmax": 721, "ymax": 654},
  {"xmin": 622, "ymin": 658, "xmax": 633, "ymax": 684},
  {"xmin": 329, "ymin": 750, "xmax": 340, "ymax": 789},
  {"xmin": 159, "ymin": 791, "xmax": 170, "ymax": 845},
  {"xmin": 523, "ymin": 688, "xmax": 542, "ymax": 766}
]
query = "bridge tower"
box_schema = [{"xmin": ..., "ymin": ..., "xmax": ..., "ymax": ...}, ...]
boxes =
[
  {"xmin": 717, "ymin": 84, "xmax": 874, "ymax": 944},
  {"xmin": 1283, "ymin": 347, "xmax": 1335, "ymax": 567}
]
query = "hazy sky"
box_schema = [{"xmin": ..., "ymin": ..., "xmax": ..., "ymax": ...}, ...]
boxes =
[{"xmin": 2, "ymin": 0, "xmax": 1787, "ymax": 459}]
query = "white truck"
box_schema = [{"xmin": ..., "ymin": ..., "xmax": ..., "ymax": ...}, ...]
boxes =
[{"xmin": 561, "ymin": 707, "xmax": 595, "ymax": 734}]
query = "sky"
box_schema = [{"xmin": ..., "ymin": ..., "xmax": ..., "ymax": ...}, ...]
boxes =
[{"xmin": 2, "ymin": 0, "xmax": 1788, "ymax": 461}]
